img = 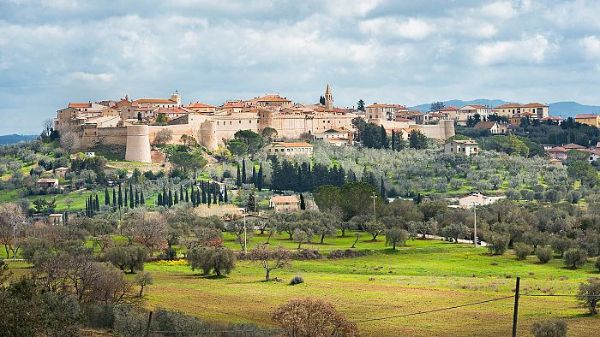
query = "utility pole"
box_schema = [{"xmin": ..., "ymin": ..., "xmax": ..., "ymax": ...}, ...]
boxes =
[
  {"xmin": 243, "ymin": 208, "xmax": 248, "ymax": 254},
  {"xmin": 512, "ymin": 277, "xmax": 521, "ymax": 337},
  {"xmin": 473, "ymin": 202, "xmax": 477, "ymax": 248},
  {"xmin": 370, "ymin": 192, "xmax": 377, "ymax": 220}
]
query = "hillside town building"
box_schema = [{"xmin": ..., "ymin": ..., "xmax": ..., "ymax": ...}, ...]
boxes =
[
  {"xmin": 54, "ymin": 85, "xmax": 456, "ymax": 163},
  {"xmin": 444, "ymin": 139, "xmax": 479, "ymax": 156}
]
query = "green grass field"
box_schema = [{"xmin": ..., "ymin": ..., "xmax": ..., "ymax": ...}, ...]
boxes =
[{"xmin": 129, "ymin": 233, "xmax": 600, "ymax": 337}]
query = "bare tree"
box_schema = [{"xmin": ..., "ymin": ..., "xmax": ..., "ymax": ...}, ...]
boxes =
[
  {"xmin": 60, "ymin": 131, "xmax": 80, "ymax": 153},
  {"xmin": 153, "ymin": 129, "xmax": 173, "ymax": 147},
  {"xmin": 123, "ymin": 210, "xmax": 167, "ymax": 253},
  {"xmin": 0, "ymin": 203, "xmax": 27, "ymax": 258},
  {"xmin": 249, "ymin": 244, "xmax": 290, "ymax": 281},
  {"xmin": 272, "ymin": 298, "xmax": 358, "ymax": 337}
]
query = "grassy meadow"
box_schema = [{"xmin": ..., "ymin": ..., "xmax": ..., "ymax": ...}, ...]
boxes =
[{"xmin": 98, "ymin": 232, "xmax": 600, "ymax": 337}]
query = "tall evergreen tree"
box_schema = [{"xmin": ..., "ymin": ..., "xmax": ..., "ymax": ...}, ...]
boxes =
[
  {"xmin": 124, "ymin": 186, "xmax": 128, "ymax": 209},
  {"xmin": 224, "ymin": 185, "xmax": 229, "ymax": 202},
  {"xmin": 129, "ymin": 184, "xmax": 134, "ymax": 208},
  {"xmin": 257, "ymin": 165, "xmax": 264, "ymax": 191},
  {"xmin": 191, "ymin": 187, "xmax": 197, "ymax": 206},
  {"xmin": 104, "ymin": 188, "xmax": 110, "ymax": 206},
  {"xmin": 135, "ymin": 190, "xmax": 140, "ymax": 207},
  {"xmin": 112, "ymin": 188, "xmax": 117, "ymax": 208},
  {"xmin": 95, "ymin": 194, "xmax": 100, "ymax": 211},
  {"xmin": 201, "ymin": 185, "xmax": 207, "ymax": 204},
  {"xmin": 118, "ymin": 183, "xmax": 123, "ymax": 208},
  {"xmin": 157, "ymin": 192, "xmax": 163, "ymax": 206},
  {"xmin": 246, "ymin": 191, "xmax": 256, "ymax": 212},
  {"xmin": 236, "ymin": 165, "xmax": 242, "ymax": 187},
  {"xmin": 174, "ymin": 192, "xmax": 179, "ymax": 204},
  {"xmin": 252, "ymin": 165, "xmax": 257, "ymax": 185},
  {"xmin": 380, "ymin": 125, "xmax": 388, "ymax": 149},
  {"xmin": 300, "ymin": 193, "xmax": 306, "ymax": 210},
  {"xmin": 185, "ymin": 189, "xmax": 189, "ymax": 203},
  {"xmin": 140, "ymin": 190, "xmax": 145, "ymax": 205},
  {"xmin": 380, "ymin": 177, "xmax": 386, "ymax": 201},
  {"xmin": 242, "ymin": 159, "xmax": 247, "ymax": 184},
  {"xmin": 168, "ymin": 190, "xmax": 173, "ymax": 207}
]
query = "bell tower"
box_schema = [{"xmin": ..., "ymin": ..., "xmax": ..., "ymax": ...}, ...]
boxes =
[{"xmin": 324, "ymin": 84, "xmax": 333, "ymax": 111}]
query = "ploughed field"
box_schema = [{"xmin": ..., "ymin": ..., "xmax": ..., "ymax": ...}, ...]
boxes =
[{"xmin": 140, "ymin": 233, "xmax": 599, "ymax": 337}]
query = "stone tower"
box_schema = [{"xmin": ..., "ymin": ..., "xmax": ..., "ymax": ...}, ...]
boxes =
[
  {"xmin": 324, "ymin": 84, "xmax": 333, "ymax": 111},
  {"xmin": 170, "ymin": 90, "xmax": 182, "ymax": 107},
  {"xmin": 125, "ymin": 125, "xmax": 151, "ymax": 163}
]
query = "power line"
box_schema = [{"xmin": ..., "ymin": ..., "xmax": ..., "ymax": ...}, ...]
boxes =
[{"xmin": 353, "ymin": 295, "xmax": 514, "ymax": 323}]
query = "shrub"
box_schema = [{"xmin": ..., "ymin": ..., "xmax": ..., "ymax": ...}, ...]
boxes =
[
  {"xmin": 531, "ymin": 319, "xmax": 567, "ymax": 337},
  {"xmin": 564, "ymin": 248, "xmax": 588, "ymax": 269},
  {"xmin": 535, "ymin": 246, "xmax": 553, "ymax": 264},
  {"xmin": 272, "ymin": 298, "xmax": 358, "ymax": 337},
  {"xmin": 514, "ymin": 242, "xmax": 533, "ymax": 260},
  {"xmin": 577, "ymin": 278, "xmax": 600, "ymax": 315},
  {"xmin": 328, "ymin": 249, "xmax": 369, "ymax": 259},
  {"xmin": 291, "ymin": 249, "xmax": 322, "ymax": 260},
  {"xmin": 487, "ymin": 233, "xmax": 510, "ymax": 255},
  {"xmin": 289, "ymin": 275, "xmax": 304, "ymax": 286}
]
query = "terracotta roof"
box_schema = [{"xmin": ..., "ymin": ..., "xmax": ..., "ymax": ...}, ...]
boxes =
[
  {"xmin": 575, "ymin": 114, "xmax": 599, "ymax": 119},
  {"xmin": 156, "ymin": 107, "xmax": 190, "ymax": 113},
  {"xmin": 222, "ymin": 101, "xmax": 245, "ymax": 108},
  {"xmin": 186, "ymin": 102, "xmax": 215, "ymax": 109},
  {"xmin": 547, "ymin": 147, "xmax": 566, "ymax": 153},
  {"xmin": 495, "ymin": 103, "xmax": 522, "ymax": 109},
  {"xmin": 439, "ymin": 106, "xmax": 459, "ymax": 111},
  {"xmin": 68, "ymin": 102, "xmax": 91, "ymax": 109},
  {"xmin": 270, "ymin": 142, "xmax": 313, "ymax": 148},
  {"xmin": 522, "ymin": 102, "xmax": 548, "ymax": 108},
  {"xmin": 252, "ymin": 95, "xmax": 291, "ymax": 103},
  {"xmin": 367, "ymin": 103, "xmax": 407, "ymax": 109},
  {"xmin": 474, "ymin": 121, "xmax": 498, "ymax": 129},
  {"xmin": 270, "ymin": 195, "xmax": 299, "ymax": 204},
  {"xmin": 133, "ymin": 98, "xmax": 176, "ymax": 104},
  {"xmin": 563, "ymin": 143, "xmax": 587, "ymax": 150}
]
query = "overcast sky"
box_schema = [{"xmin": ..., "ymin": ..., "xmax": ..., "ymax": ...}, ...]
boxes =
[{"xmin": 1, "ymin": 0, "xmax": 600, "ymax": 134}]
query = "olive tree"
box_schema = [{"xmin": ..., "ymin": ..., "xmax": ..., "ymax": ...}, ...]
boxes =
[
  {"xmin": 187, "ymin": 246, "xmax": 235, "ymax": 277},
  {"xmin": 577, "ymin": 278, "xmax": 600, "ymax": 315},
  {"xmin": 385, "ymin": 227, "xmax": 409, "ymax": 250},
  {"xmin": 249, "ymin": 244, "xmax": 290, "ymax": 281}
]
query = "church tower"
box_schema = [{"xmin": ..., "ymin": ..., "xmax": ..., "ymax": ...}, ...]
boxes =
[{"xmin": 324, "ymin": 84, "xmax": 333, "ymax": 111}]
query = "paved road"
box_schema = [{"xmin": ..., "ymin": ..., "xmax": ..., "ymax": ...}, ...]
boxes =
[{"xmin": 423, "ymin": 234, "xmax": 487, "ymax": 247}]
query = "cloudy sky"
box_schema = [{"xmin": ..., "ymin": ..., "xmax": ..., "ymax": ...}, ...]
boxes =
[{"xmin": 1, "ymin": 0, "xmax": 600, "ymax": 134}]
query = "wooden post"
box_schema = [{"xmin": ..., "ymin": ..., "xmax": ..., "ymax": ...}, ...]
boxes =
[
  {"xmin": 512, "ymin": 277, "xmax": 520, "ymax": 337},
  {"xmin": 144, "ymin": 311, "xmax": 153, "ymax": 337}
]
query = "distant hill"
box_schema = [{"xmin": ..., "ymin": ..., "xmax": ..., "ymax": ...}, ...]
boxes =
[
  {"xmin": 0, "ymin": 134, "xmax": 38, "ymax": 145},
  {"xmin": 410, "ymin": 99, "xmax": 600, "ymax": 118},
  {"xmin": 410, "ymin": 99, "xmax": 508, "ymax": 112},
  {"xmin": 548, "ymin": 102, "xmax": 600, "ymax": 118}
]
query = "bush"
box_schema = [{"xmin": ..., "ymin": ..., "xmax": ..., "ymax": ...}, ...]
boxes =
[
  {"xmin": 531, "ymin": 319, "xmax": 567, "ymax": 337},
  {"xmin": 289, "ymin": 275, "xmax": 304, "ymax": 286},
  {"xmin": 291, "ymin": 249, "xmax": 322, "ymax": 260},
  {"xmin": 577, "ymin": 278, "xmax": 600, "ymax": 315},
  {"xmin": 487, "ymin": 233, "xmax": 510, "ymax": 255},
  {"xmin": 328, "ymin": 249, "xmax": 369, "ymax": 259},
  {"xmin": 514, "ymin": 242, "xmax": 533, "ymax": 260},
  {"xmin": 535, "ymin": 246, "xmax": 553, "ymax": 264},
  {"xmin": 564, "ymin": 248, "xmax": 588, "ymax": 269}
]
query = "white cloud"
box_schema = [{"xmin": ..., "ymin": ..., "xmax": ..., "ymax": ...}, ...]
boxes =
[
  {"xmin": 359, "ymin": 17, "xmax": 434, "ymax": 40},
  {"xmin": 69, "ymin": 72, "xmax": 115, "ymax": 82},
  {"xmin": 480, "ymin": 1, "xmax": 518, "ymax": 19},
  {"xmin": 581, "ymin": 36, "xmax": 600, "ymax": 59},
  {"xmin": 474, "ymin": 34, "xmax": 554, "ymax": 65}
]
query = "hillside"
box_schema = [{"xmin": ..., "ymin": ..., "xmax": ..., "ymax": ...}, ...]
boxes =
[
  {"xmin": 410, "ymin": 99, "xmax": 600, "ymax": 118},
  {"xmin": 0, "ymin": 134, "xmax": 38, "ymax": 145}
]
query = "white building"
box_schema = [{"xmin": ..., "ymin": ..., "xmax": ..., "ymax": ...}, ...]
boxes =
[{"xmin": 444, "ymin": 139, "xmax": 479, "ymax": 156}]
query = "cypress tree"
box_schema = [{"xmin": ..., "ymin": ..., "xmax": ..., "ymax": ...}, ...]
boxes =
[
  {"xmin": 129, "ymin": 184, "xmax": 134, "ymax": 208},
  {"xmin": 218, "ymin": 189, "xmax": 224, "ymax": 202},
  {"xmin": 207, "ymin": 186, "xmax": 212, "ymax": 207},
  {"xmin": 201, "ymin": 185, "xmax": 207, "ymax": 204},
  {"xmin": 236, "ymin": 165, "xmax": 242, "ymax": 187},
  {"xmin": 391, "ymin": 131, "xmax": 396, "ymax": 151},
  {"xmin": 124, "ymin": 186, "xmax": 128, "ymax": 208},
  {"xmin": 174, "ymin": 192, "xmax": 179, "ymax": 204},
  {"xmin": 157, "ymin": 192, "xmax": 163, "ymax": 206},
  {"xmin": 104, "ymin": 188, "xmax": 110, "ymax": 206},
  {"xmin": 112, "ymin": 188, "xmax": 117, "ymax": 208},
  {"xmin": 191, "ymin": 187, "xmax": 196, "ymax": 206},
  {"xmin": 185, "ymin": 189, "xmax": 189, "ymax": 203},
  {"xmin": 95, "ymin": 194, "xmax": 100, "ymax": 210},
  {"xmin": 242, "ymin": 159, "xmax": 247, "ymax": 184},
  {"xmin": 168, "ymin": 190, "xmax": 173, "ymax": 207},
  {"xmin": 224, "ymin": 185, "xmax": 229, "ymax": 203},
  {"xmin": 140, "ymin": 190, "xmax": 145, "ymax": 205},
  {"xmin": 180, "ymin": 185, "xmax": 184, "ymax": 201},
  {"xmin": 135, "ymin": 190, "xmax": 140, "ymax": 207},
  {"xmin": 212, "ymin": 183, "xmax": 218, "ymax": 204},
  {"xmin": 300, "ymin": 193, "xmax": 306, "ymax": 210},
  {"xmin": 380, "ymin": 177, "xmax": 386, "ymax": 201},
  {"xmin": 257, "ymin": 165, "xmax": 264, "ymax": 191},
  {"xmin": 118, "ymin": 184, "xmax": 123, "ymax": 208},
  {"xmin": 252, "ymin": 165, "xmax": 256, "ymax": 185}
]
